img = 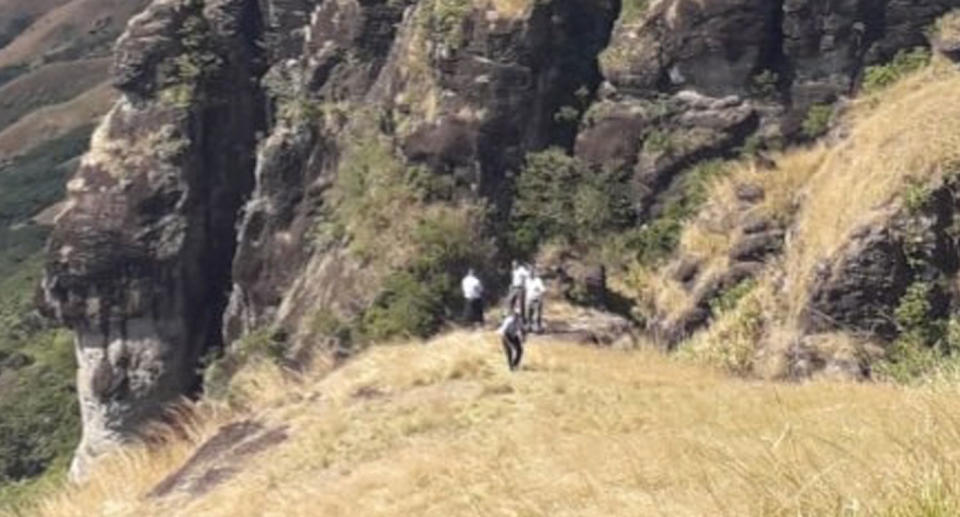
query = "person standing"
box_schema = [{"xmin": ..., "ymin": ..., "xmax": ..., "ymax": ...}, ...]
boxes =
[
  {"xmin": 525, "ymin": 270, "xmax": 545, "ymax": 333},
  {"xmin": 498, "ymin": 309, "xmax": 525, "ymax": 371},
  {"xmin": 461, "ymin": 268, "xmax": 484, "ymax": 327},
  {"xmin": 506, "ymin": 260, "xmax": 530, "ymax": 324}
]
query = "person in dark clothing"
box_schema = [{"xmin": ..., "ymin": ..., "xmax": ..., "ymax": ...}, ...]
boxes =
[{"xmin": 498, "ymin": 310, "xmax": 525, "ymax": 371}]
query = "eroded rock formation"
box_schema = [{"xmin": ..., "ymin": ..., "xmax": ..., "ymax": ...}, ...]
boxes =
[{"xmin": 42, "ymin": 0, "xmax": 266, "ymax": 478}]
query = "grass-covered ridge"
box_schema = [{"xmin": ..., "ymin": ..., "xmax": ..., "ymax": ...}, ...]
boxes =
[
  {"xmin": 21, "ymin": 318, "xmax": 960, "ymax": 516},
  {"xmin": 656, "ymin": 56, "xmax": 960, "ymax": 377}
]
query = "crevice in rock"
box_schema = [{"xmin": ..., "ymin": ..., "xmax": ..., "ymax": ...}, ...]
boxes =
[
  {"xmin": 185, "ymin": 0, "xmax": 270, "ymax": 394},
  {"xmin": 758, "ymin": 0, "xmax": 791, "ymax": 102},
  {"xmin": 541, "ymin": 0, "xmax": 620, "ymax": 152}
]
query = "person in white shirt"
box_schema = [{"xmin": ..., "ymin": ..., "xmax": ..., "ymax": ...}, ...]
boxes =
[
  {"xmin": 498, "ymin": 309, "xmax": 525, "ymax": 371},
  {"xmin": 506, "ymin": 260, "xmax": 530, "ymax": 325},
  {"xmin": 525, "ymin": 270, "xmax": 545, "ymax": 333},
  {"xmin": 461, "ymin": 268, "xmax": 484, "ymax": 327}
]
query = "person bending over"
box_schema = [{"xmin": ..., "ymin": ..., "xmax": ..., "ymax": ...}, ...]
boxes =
[{"xmin": 498, "ymin": 310, "xmax": 525, "ymax": 371}]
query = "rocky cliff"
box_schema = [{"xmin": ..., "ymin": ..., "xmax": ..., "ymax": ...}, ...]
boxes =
[{"xmin": 42, "ymin": 0, "xmax": 960, "ymax": 478}]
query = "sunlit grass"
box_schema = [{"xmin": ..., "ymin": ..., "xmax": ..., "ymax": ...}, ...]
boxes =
[{"xmin": 20, "ymin": 322, "xmax": 960, "ymax": 516}]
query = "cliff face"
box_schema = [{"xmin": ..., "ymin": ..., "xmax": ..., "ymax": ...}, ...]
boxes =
[
  {"xmin": 42, "ymin": 0, "xmax": 960, "ymax": 477},
  {"xmin": 42, "ymin": 0, "xmax": 266, "ymax": 478}
]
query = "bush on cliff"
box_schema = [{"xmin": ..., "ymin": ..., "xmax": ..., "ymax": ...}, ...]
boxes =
[
  {"xmin": 328, "ymin": 123, "xmax": 495, "ymax": 341},
  {"xmin": 510, "ymin": 148, "xmax": 632, "ymax": 255}
]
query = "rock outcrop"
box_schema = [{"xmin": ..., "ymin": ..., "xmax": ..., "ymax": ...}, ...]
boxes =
[{"xmin": 42, "ymin": 0, "xmax": 266, "ymax": 479}]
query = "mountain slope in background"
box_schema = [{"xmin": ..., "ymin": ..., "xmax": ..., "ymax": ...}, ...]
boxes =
[{"xmin": 0, "ymin": 0, "xmax": 148, "ymax": 505}]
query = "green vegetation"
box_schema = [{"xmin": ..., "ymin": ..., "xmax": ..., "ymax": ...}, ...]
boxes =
[
  {"xmin": 510, "ymin": 148, "xmax": 632, "ymax": 255},
  {"xmin": 0, "ymin": 125, "xmax": 91, "ymax": 226},
  {"xmin": 0, "ymin": 255, "xmax": 79, "ymax": 511},
  {"xmin": 875, "ymin": 281, "xmax": 960, "ymax": 383},
  {"xmin": 619, "ymin": 0, "xmax": 649, "ymax": 24},
  {"xmin": 801, "ymin": 103, "xmax": 834, "ymax": 139},
  {"xmin": 0, "ymin": 122, "xmax": 91, "ymax": 506},
  {"xmin": 325, "ymin": 124, "xmax": 493, "ymax": 341},
  {"xmin": 362, "ymin": 206, "xmax": 493, "ymax": 341},
  {"xmin": 627, "ymin": 160, "xmax": 728, "ymax": 265},
  {"xmin": 750, "ymin": 70, "xmax": 779, "ymax": 99},
  {"xmin": 553, "ymin": 105, "xmax": 581, "ymax": 124},
  {"xmin": 420, "ymin": 0, "xmax": 472, "ymax": 50},
  {"xmin": 680, "ymin": 290, "xmax": 764, "ymax": 375},
  {"xmin": 159, "ymin": 10, "xmax": 223, "ymax": 109},
  {"xmin": 862, "ymin": 47, "xmax": 931, "ymax": 93},
  {"xmin": 203, "ymin": 327, "xmax": 290, "ymax": 403},
  {"xmin": 902, "ymin": 179, "xmax": 934, "ymax": 214},
  {"xmin": 642, "ymin": 129, "xmax": 674, "ymax": 155},
  {"xmin": 710, "ymin": 278, "xmax": 757, "ymax": 315}
]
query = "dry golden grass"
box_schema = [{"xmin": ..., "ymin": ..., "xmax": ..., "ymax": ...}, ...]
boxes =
[
  {"xmin": 487, "ymin": 0, "xmax": 532, "ymax": 19},
  {"xmin": 784, "ymin": 61, "xmax": 960, "ymax": 319},
  {"xmin": 626, "ymin": 262, "xmax": 695, "ymax": 322},
  {"xmin": 674, "ymin": 60, "xmax": 960, "ymax": 375},
  {"xmin": 21, "ymin": 324, "xmax": 960, "ymax": 517},
  {"xmin": 935, "ymin": 9, "xmax": 960, "ymax": 42}
]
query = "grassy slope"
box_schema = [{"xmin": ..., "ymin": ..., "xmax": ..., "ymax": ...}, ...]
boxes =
[
  {"xmin": 624, "ymin": 57, "xmax": 960, "ymax": 376},
  {"xmin": 0, "ymin": 82, "xmax": 114, "ymax": 159},
  {"xmin": 0, "ymin": 58, "xmax": 110, "ymax": 133},
  {"xmin": 21, "ymin": 315, "xmax": 960, "ymax": 516}
]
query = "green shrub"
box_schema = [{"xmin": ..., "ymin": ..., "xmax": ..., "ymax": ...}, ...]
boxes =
[
  {"xmin": 361, "ymin": 206, "xmax": 494, "ymax": 341},
  {"xmin": 750, "ymin": 70, "xmax": 779, "ymax": 98},
  {"xmin": 710, "ymin": 278, "xmax": 757, "ymax": 315},
  {"xmin": 553, "ymin": 105, "xmax": 581, "ymax": 124},
  {"xmin": 801, "ymin": 103, "xmax": 834, "ymax": 139},
  {"xmin": 308, "ymin": 309, "xmax": 356, "ymax": 357},
  {"xmin": 362, "ymin": 271, "xmax": 447, "ymax": 340},
  {"xmin": 902, "ymin": 180, "xmax": 933, "ymax": 214},
  {"xmin": 510, "ymin": 148, "xmax": 632, "ymax": 254},
  {"xmin": 642, "ymin": 129, "xmax": 674, "ymax": 155},
  {"xmin": 862, "ymin": 47, "xmax": 931, "ymax": 93},
  {"xmin": 327, "ymin": 121, "xmax": 495, "ymax": 342},
  {"xmin": 159, "ymin": 12, "xmax": 223, "ymax": 108},
  {"xmin": 894, "ymin": 282, "xmax": 939, "ymax": 345},
  {"xmin": 875, "ymin": 282, "xmax": 960, "ymax": 383},
  {"xmin": 202, "ymin": 327, "xmax": 289, "ymax": 401},
  {"xmin": 420, "ymin": 0, "xmax": 472, "ymax": 49},
  {"xmin": 624, "ymin": 160, "xmax": 728, "ymax": 266}
]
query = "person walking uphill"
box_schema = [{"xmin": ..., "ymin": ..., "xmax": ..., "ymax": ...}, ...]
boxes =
[
  {"xmin": 506, "ymin": 260, "xmax": 530, "ymax": 324},
  {"xmin": 461, "ymin": 268, "xmax": 484, "ymax": 327},
  {"xmin": 498, "ymin": 310, "xmax": 525, "ymax": 371}
]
